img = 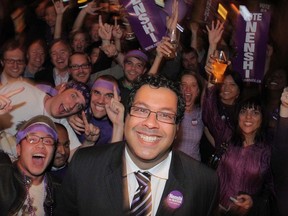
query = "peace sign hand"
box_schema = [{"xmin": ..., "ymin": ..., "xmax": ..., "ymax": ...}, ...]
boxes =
[
  {"xmin": 82, "ymin": 111, "xmax": 100, "ymax": 145},
  {"xmin": 0, "ymin": 87, "xmax": 24, "ymax": 115}
]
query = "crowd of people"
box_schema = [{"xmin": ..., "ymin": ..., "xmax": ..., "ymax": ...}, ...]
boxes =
[{"xmin": 0, "ymin": 0, "xmax": 287, "ymax": 215}]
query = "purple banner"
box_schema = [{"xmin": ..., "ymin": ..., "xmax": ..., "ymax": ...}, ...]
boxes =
[
  {"xmin": 232, "ymin": 4, "xmax": 271, "ymax": 83},
  {"xmin": 119, "ymin": 0, "xmax": 166, "ymax": 51}
]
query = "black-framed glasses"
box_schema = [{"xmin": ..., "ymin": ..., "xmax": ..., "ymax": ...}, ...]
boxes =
[
  {"xmin": 69, "ymin": 63, "xmax": 91, "ymax": 70},
  {"xmin": 129, "ymin": 106, "xmax": 176, "ymax": 124},
  {"xmin": 4, "ymin": 58, "xmax": 25, "ymax": 65},
  {"xmin": 25, "ymin": 134, "xmax": 55, "ymax": 146}
]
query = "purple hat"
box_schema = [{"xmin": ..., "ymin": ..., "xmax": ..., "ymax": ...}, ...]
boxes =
[
  {"xmin": 66, "ymin": 81, "xmax": 90, "ymax": 109},
  {"xmin": 124, "ymin": 50, "xmax": 148, "ymax": 64}
]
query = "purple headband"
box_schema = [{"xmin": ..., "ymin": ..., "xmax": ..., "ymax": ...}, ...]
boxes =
[
  {"xmin": 16, "ymin": 123, "xmax": 58, "ymax": 144},
  {"xmin": 92, "ymin": 79, "xmax": 120, "ymax": 95}
]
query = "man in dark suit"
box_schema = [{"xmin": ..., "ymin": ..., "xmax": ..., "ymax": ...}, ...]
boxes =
[{"xmin": 55, "ymin": 74, "xmax": 219, "ymax": 216}]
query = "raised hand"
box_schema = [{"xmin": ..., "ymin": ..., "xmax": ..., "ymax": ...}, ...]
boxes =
[
  {"xmin": 156, "ymin": 36, "xmax": 174, "ymax": 59},
  {"xmin": 53, "ymin": 0, "xmax": 69, "ymax": 16},
  {"xmin": 206, "ymin": 20, "xmax": 224, "ymax": 46},
  {"xmin": 83, "ymin": 1, "xmax": 102, "ymax": 15},
  {"xmin": 166, "ymin": 0, "xmax": 178, "ymax": 31},
  {"xmin": 98, "ymin": 15, "xmax": 113, "ymax": 41},
  {"xmin": 67, "ymin": 113, "xmax": 85, "ymax": 135},
  {"xmin": 105, "ymin": 86, "xmax": 124, "ymax": 126},
  {"xmin": 82, "ymin": 111, "xmax": 100, "ymax": 144},
  {"xmin": 0, "ymin": 87, "xmax": 24, "ymax": 115},
  {"xmin": 112, "ymin": 19, "xmax": 123, "ymax": 40}
]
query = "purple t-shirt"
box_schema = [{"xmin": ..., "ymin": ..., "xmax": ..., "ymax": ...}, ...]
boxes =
[{"xmin": 78, "ymin": 117, "xmax": 112, "ymax": 146}]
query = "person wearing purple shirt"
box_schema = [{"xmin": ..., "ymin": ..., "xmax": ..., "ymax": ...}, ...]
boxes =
[
  {"xmin": 202, "ymin": 69, "xmax": 243, "ymax": 149},
  {"xmin": 217, "ymin": 96, "xmax": 275, "ymax": 216},
  {"xmin": 69, "ymin": 75, "xmax": 124, "ymax": 146},
  {"xmin": 174, "ymin": 71, "xmax": 204, "ymax": 161}
]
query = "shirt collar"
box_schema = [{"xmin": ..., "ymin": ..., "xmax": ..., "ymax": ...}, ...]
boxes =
[{"xmin": 125, "ymin": 147, "xmax": 171, "ymax": 180}]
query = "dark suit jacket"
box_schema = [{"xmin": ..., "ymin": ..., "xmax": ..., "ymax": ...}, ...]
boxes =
[
  {"xmin": 55, "ymin": 142, "xmax": 219, "ymax": 216},
  {"xmin": 272, "ymin": 117, "xmax": 288, "ymax": 216}
]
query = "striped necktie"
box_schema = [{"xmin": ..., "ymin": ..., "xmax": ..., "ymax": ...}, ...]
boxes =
[{"xmin": 130, "ymin": 171, "xmax": 152, "ymax": 216}]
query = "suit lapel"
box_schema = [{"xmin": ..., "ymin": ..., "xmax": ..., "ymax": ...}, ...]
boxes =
[
  {"xmin": 156, "ymin": 151, "xmax": 186, "ymax": 216},
  {"xmin": 104, "ymin": 143, "xmax": 126, "ymax": 214}
]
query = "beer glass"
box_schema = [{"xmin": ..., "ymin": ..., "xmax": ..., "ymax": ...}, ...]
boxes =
[{"xmin": 211, "ymin": 50, "xmax": 228, "ymax": 83}]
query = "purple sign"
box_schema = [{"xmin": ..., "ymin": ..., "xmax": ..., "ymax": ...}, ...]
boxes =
[
  {"xmin": 232, "ymin": 4, "xmax": 271, "ymax": 83},
  {"xmin": 119, "ymin": 0, "xmax": 167, "ymax": 51}
]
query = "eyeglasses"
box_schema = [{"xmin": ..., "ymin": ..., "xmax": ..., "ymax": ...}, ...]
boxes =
[
  {"xmin": 4, "ymin": 58, "xmax": 25, "ymax": 65},
  {"xmin": 69, "ymin": 63, "xmax": 91, "ymax": 70},
  {"xmin": 92, "ymin": 90, "xmax": 114, "ymax": 101},
  {"xmin": 25, "ymin": 134, "xmax": 55, "ymax": 146},
  {"xmin": 129, "ymin": 106, "xmax": 177, "ymax": 124}
]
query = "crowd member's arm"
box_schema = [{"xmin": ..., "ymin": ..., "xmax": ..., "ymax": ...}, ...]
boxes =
[
  {"xmin": 205, "ymin": 20, "xmax": 224, "ymax": 64},
  {"xmin": 190, "ymin": 21, "xmax": 199, "ymax": 52},
  {"xmin": 112, "ymin": 18, "xmax": 123, "ymax": 53},
  {"xmin": 0, "ymin": 88, "xmax": 24, "ymax": 115},
  {"xmin": 105, "ymin": 86, "xmax": 124, "ymax": 143},
  {"xmin": 98, "ymin": 15, "xmax": 113, "ymax": 46},
  {"xmin": 272, "ymin": 88, "xmax": 288, "ymax": 215},
  {"xmin": 72, "ymin": 1, "xmax": 100, "ymax": 32},
  {"xmin": 204, "ymin": 20, "xmax": 225, "ymax": 87},
  {"xmin": 53, "ymin": 0, "xmax": 69, "ymax": 39},
  {"xmin": 148, "ymin": 37, "xmax": 173, "ymax": 75},
  {"xmin": 149, "ymin": 0, "xmax": 178, "ymax": 75}
]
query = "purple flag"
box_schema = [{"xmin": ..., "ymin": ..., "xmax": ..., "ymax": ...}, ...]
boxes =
[
  {"xmin": 232, "ymin": 4, "xmax": 271, "ymax": 83},
  {"xmin": 119, "ymin": 0, "xmax": 167, "ymax": 51}
]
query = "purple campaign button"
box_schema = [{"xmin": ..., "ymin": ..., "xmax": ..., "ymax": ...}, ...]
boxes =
[{"xmin": 166, "ymin": 190, "xmax": 183, "ymax": 209}]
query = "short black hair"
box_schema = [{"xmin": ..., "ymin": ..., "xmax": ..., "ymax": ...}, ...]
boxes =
[{"xmin": 127, "ymin": 74, "xmax": 185, "ymax": 124}]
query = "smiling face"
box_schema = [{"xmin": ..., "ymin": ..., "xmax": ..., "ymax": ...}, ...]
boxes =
[
  {"xmin": 27, "ymin": 41, "xmax": 45, "ymax": 69},
  {"xmin": 53, "ymin": 125, "xmax": 70, "ymax": 168},
  {"xmin": 180, "ymin": 74, "xmax": 199, "ymax": 111},
  {"xmin": 50, "ymin": 41, "xmax": 70, "ymax": 71},
  {"xmin": 69, "ymin": 53, "xmax": 91, "ymax": 84},
  {"xmin": 50, "ymin": 89, "xmax": 86, "ymax": 118},
  {"xmin": 124, "ymin": 85, "xmax": 178, "ymax": 169},
  {"xmin": 16, "ymin": 131, "xmax": 55, "ymax": 179},
  {"xmin": 123, "ymin": 57, "xmax": 146, "ymax": 85},
  {"xmin": 90, "ymin": 86, "xmax": 114, "ymax": 119},
  {"xmin": 44, "ymin": 5, "xmax": 56, "ymax": 27},
  {"xmin": 239, "ymin": 107, "xmax": 262, "ymax": 139},
  {"xmin": 219, "ymin": 75, "xmax": 240, "ymax": 105},
  {"xmin": 2, "ymin": 48, "xmax": 26, "ymax": 80},
  {"xmin": 71, "ymin": 32, "xmax": 87, "ymax": 52}
]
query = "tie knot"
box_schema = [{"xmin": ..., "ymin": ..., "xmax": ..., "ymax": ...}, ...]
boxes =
[{"xmin": 135, "ymin": 171, "xmax": 151, "ymax": 185}]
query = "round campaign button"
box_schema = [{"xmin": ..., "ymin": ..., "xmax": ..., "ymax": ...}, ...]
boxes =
[
  {"xmin": 191, "ymin": 119, "xmax": 198, "ymax": 126},
  {"xmin": 166, "ymin": 190, "xmax": 183, "ymax": 209}
]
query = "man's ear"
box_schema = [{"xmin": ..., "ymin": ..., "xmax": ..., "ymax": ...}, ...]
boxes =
[{"xmin": 0, "ymin": 60, "xmax": 4, "ymax": 67}]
